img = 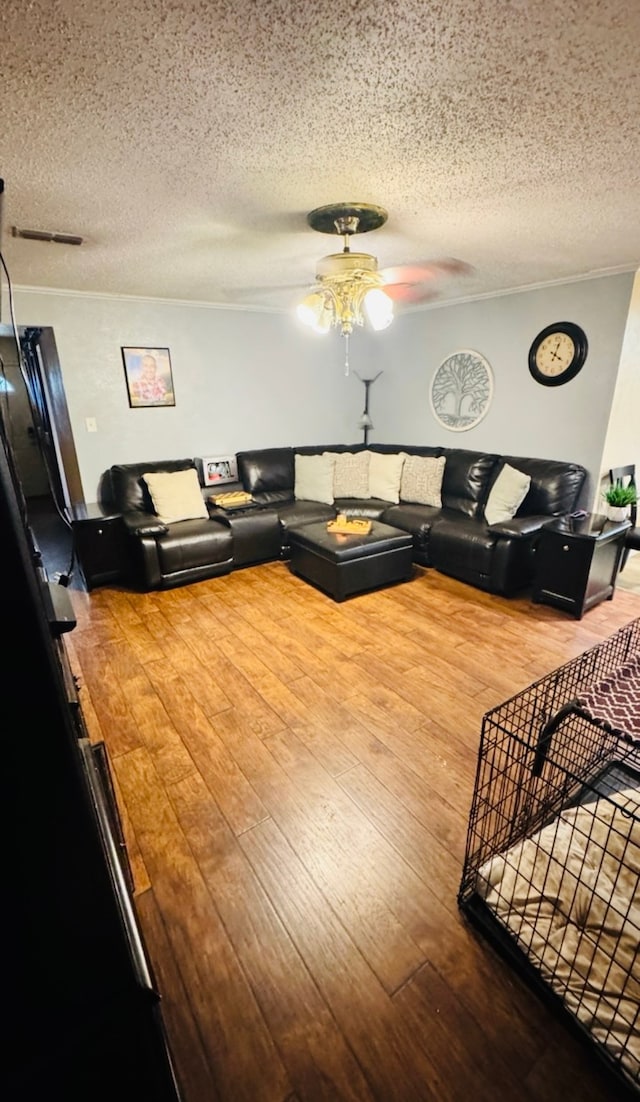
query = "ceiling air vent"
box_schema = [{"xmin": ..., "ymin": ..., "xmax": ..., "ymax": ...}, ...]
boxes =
[{"xmin": 12, "ymin": 226, "xmax": 83, "ymax": 246}]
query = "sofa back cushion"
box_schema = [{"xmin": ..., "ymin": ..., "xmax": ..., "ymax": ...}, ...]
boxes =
[
  {"xmin": 368, "ymin": 443, "xmax": 442, "ymax": 459},
  {"xmin": 498, "ymin": 456, "xmax": 587, "ymax": 515},
  {"xmin": 441, "ymin": 449, "xmax": 499, "ymax": 517},
  {"xmin": 237, "ymin": 448, "xmax": 294, "ymax": 494},
  {"xmin": 108, "ymin": 458, "xmax": 195, "ymax": 513}
]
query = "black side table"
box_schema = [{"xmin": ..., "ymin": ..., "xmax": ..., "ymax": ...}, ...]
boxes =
[
  {"xmin": 71, "ymin": 503, "xmax": 127, "ymax": 590},
  {"xmin": 532, "ymin": 512, "xmax": 631, "ymax": 618}
]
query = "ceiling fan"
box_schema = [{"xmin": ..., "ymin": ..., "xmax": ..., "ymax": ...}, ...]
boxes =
[{"xmin": 295, "ymin": 202, "xmax": 472, "ymax": 373}]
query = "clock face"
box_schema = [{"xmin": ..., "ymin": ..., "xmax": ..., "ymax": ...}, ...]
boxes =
[
  {"xmin": 535, "ymin": 331, "xmax": 576, "ymax": 376},
  {"xmin": 528, "ymin": 322, "xmax": 588, "ymax": 386}
]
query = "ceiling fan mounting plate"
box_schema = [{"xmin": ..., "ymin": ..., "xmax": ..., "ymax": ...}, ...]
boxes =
[{"xmin": 307, "ymin": 203, "xmax": 388, "ymax": 236}]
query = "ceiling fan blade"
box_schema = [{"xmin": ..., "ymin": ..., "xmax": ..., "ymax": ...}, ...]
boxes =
[
  {"xmin": 383, "ymin": 283, "xmax": 440, "ymax": 304},
  {"xmin": 380, "ymin": 257, "xmax": 473, "ymax": 286}
]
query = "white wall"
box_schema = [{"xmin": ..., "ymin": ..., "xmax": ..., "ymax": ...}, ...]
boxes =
[
  {"xmin": 359, "ymin": 272, "xmax": 634, "ymax": 500},
  {"xmin": 13, "ymin": 290, "xmax": 369, "ymax": 500},
  {"xmin": 599, "ymin": 269, "xmax": 640, "ymax": 503},
  {"xmin": 13, "ymin": 272, "xmax": 634, "ymax": 504}
]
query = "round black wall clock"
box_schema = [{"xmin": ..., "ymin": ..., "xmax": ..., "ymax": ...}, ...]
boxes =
[{"xmin": 528, "ymin": 321, "xmax": 588, "ymax": 386}]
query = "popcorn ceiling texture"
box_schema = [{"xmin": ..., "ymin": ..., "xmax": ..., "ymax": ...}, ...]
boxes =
[{"xmin": 1, "ymin": 0, "xmax": 639, "ymax": 308}]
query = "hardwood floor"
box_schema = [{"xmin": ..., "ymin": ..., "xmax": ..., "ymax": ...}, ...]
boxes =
[{"xmin": 65, "ymin": 563, "xmax": 640, "ymax": 1102}]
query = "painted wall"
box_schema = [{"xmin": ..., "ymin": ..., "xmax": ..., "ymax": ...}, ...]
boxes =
[
  {"xmin": 13, "ymin": 271, "xmax": 634, "ymax": 504},
  {"xmin": 359, "ymin": 272, "xmax": 634, "ymax": 502},
  {"xmin": 599, "ymin": 269, "xmax": 640, "ymax": 506},
  {"xmin": 12, "ymin": 290, "xmax": 368, "ymax": 500}
]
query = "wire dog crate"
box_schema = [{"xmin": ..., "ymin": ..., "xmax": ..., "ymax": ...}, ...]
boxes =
[{"xmin": 459, "ymin": 617, "xmax": 640, "ymax": 1095}]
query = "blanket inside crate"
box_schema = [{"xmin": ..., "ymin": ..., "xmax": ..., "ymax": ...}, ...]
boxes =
[{"xmin": 477, "ymin": 780, "xmax": 640, "ymax": 1086}]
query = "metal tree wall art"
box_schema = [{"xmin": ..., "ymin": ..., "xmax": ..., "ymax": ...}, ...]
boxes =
[{"xmin": 429, "ymin": 350, "xmax": 493, "ymax": 431}]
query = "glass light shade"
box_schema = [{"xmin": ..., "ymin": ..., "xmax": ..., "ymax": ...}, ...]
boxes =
[
  {"xmin": 364, "ymin": 287, "xmax": 394, "ymax": 331},
  {"xmin": 296, "ymin": 292, "xmax": 330, "ymax": 333}
]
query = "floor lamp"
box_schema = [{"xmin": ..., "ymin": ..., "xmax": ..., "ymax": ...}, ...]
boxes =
[{"xmin": 356, "ymin": 371, "xmax": 382, "ymax": 445}]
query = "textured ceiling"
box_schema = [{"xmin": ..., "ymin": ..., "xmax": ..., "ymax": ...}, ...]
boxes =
[{"xmin": 1, "ymin": 0, "xmax": 639, "ymax": 312}]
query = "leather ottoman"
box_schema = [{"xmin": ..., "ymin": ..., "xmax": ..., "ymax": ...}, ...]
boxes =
[{"xmin": 288, "ymin": 520, "xmax": 413, "ymax": 601}]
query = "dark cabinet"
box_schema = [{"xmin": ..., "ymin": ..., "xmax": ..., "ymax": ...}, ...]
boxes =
[
  {"xmin": 532, "ymin": 513, "xmax": 630, "ymax": 618},
  {"xmin": 71, "ymin": 503, "xmax": 127, "ymax": 589},
  {"xmin": 1, "ymin": 435, "xmax": 181, "ymax": 1098}
]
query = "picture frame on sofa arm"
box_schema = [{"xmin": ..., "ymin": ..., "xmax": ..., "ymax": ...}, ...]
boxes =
[{"xmin": 199, "ymin": 455, "xmax": 239, "ymax": 487}]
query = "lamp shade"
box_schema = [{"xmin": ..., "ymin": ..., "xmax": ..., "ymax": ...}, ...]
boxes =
[
  {"xmin": 296, "ymin": 292, "xmax": 331, "ymax": 333},
  {"xmin": 364, "ymin": 287, "xmax": 394, "ymax": 330}
]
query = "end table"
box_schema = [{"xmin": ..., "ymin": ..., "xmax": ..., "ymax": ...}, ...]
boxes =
[
  {"xmin": 71, "ymin": 503, "xmax": 127, "ymax": 590},
  {"xmin": 532, "ymin": 512, "xmax": 631, "ymax": 618}
]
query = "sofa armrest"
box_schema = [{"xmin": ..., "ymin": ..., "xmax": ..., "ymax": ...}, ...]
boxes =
[
  {"xmin": 488, "ymin": 514, "xmax": 556, "ymax": 539},
  {"xmin": 122, "ymin": 511, "xmax": 169, "ymax": 537}
]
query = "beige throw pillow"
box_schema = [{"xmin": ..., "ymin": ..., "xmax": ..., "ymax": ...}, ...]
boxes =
[
  {"xmin": 368, "ymin": 451, "xmax": 406, "ymax": 503},
  {"xmin": 400, "ymin": 455, "xmax": 446, "ymax": 507},
  {"xmin": 143, "ymin": 468, "xmax": 209, "ymax": 524},
  {"xmin": 484, "ymin": 463, "xmax": 531, "ymax": 525},
  {"xmin": 294, "ymin": 453, "xmax": 335, "ymax": 504},
  {"xmin": 329, "ymin": 451, "xmax": 370, "ymax": 498}
]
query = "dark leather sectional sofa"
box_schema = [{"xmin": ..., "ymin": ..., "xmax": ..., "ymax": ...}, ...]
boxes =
[{"xmin": 101, "ymin": 443, "xmax": 587, "ymax": 596}]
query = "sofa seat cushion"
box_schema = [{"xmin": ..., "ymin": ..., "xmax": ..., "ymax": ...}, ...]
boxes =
[
  {"xmin": 429, "ymin": 511, "xmax": 498, "ymax": 578},
  {"xmin": 382, "ymin": 502, "xmax": 442, "ymax": 553},
  {"xmin": 277, "ymin": 500, "xmax": 336, "ymax": 531},
  {"xmin": 155, "ymin": 518, "xmax": 233, "ymax": 574},
  {"xmin": 334, "ymin": 497, "xmax": 389, "ymax": 519}
]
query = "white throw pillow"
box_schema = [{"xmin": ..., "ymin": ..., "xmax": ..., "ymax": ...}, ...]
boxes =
[
  {"xmin": 143, "ymin": 468, "xmax": 209, "ymax": 524},
  {"xmin": 484, "ymin": 463, "xmax": 531, "ymax": 525},
  {"xmin": 400, "ymin": 455, "xmax": 446, "ymax": 507},
  {"xmin": 329, "ymin": 451, "xmax": 370, "ymax": 498},
  {"xmin": 294, "ymin": 453, "xmax": 335, "ymax": 504},
  {"xmin": 368, "ymin": 451, "xmax": 406, "ymax": 504}
]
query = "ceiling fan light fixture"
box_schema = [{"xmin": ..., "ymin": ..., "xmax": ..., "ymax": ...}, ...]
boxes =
[
  {"xmin": 364, "ymin": 287, "xmax": 394, "ymax": 331},
  {"xmin": 298, "ymin": 203, "xmax": 396, "ymax": 370},
  {"xmin": 296, "ymin": 291, "xmax": 331, "ymax": 333}
]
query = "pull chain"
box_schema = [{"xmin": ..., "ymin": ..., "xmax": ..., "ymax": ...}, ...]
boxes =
[{"xmin": 344, "ymin": 332, "xmax": 350, "ymax": 376}]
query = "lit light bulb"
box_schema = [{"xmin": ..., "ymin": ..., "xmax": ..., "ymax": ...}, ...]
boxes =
[
  {"xmin": 364, "ymin": 287, "xmax": 393, "ymax": 331},
  {"xmin": 296, "ymin": 292, "xmax": 331, "ymax": 333}
]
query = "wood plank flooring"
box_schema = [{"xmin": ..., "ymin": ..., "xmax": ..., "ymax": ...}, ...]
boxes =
[{"xmin": 65, "ymin": 562, "xmax": 640, "ymax": 1102}]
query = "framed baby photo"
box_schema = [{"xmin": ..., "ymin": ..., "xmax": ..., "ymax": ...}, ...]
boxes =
[
  {"xmin": 122, "ymin": 346, "xmax": 176, "ymax": 407},
  {"xmin": 199, "ymin": 455, "xmax": 239, "ymax": 487}
]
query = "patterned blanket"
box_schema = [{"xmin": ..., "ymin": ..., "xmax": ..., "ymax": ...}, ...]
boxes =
[{"xmin": 577, "ymin": 656, "xmax": 640, "ymax": 744}]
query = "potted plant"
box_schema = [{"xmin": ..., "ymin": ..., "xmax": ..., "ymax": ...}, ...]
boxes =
[{"xmin": 603, "ymin": 479, "xmax": 637, "ymax": 522}]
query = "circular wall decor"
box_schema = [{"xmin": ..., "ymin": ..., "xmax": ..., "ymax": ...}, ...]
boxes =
[
  {"xmin": 430, "ymin": 349, "xmax": 494, "ymax": 432},
  {"xmin": 528, "ymin": 321, "xmax": 588, "ymax": 386}
]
